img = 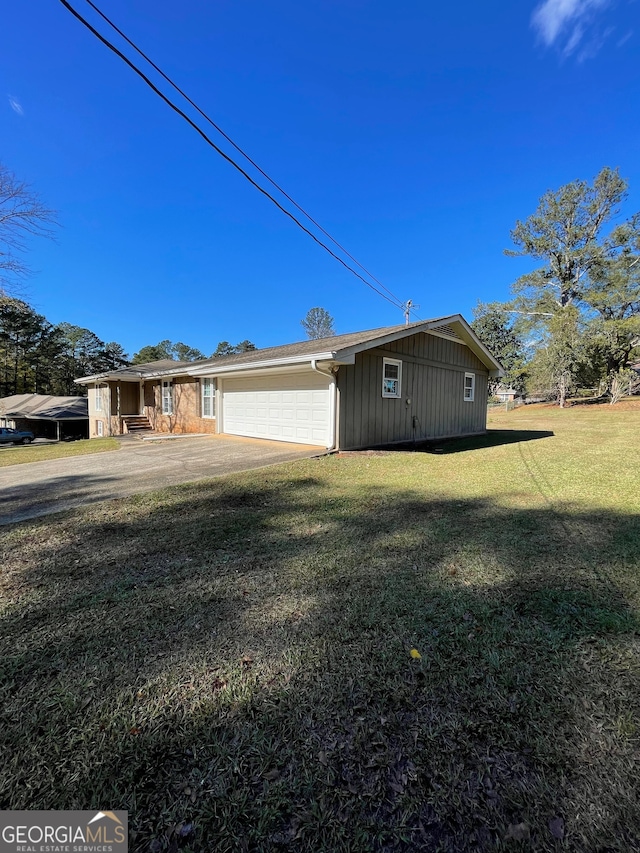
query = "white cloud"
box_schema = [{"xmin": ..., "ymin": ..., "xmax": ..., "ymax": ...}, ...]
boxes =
[
  {"xmin": 531, "ymin": 0, "xmax": 611, "ymax": 56},
  {"xmin": 563, "ymin": 22, "xmax": 585, "ymax": 54},
  {"xmin": 616, "ymin": 29, "xmax": 633, "ymax": 47},
  {"xmin": 8, "ymin": 96, "xmax": 24, "ymax": 116}
]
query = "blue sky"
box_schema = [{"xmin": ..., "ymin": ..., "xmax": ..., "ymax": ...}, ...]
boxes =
[{"xmin": 2, "ymin": 0, "xmax": 639, "ymax": 356}]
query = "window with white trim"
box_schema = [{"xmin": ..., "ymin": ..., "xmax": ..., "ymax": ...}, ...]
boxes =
[
  {"xmin": 94, "ymin": 384, "xmax": 102, "ymax": 412},
  {"xmin": 464, "ymin": 372, "xmax": 475, "ymax": 402},
  {"xmin": 202, "ymin": 377, "xmax": 216, "ymax": 418},
  {"xmin": 161, "ymin": 380, "xmax": 174, "ymax": 415},
  {"xmin": 382, "ymin": 358, "xmax": 402, "ymax": 398},
  {"xmin": 97, "ymin": 419, "xmax": 104, "ymax": 436}
]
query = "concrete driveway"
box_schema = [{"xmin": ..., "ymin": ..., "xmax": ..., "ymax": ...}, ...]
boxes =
[{"xmin": 0, "ymin": 435, "xmax": 321, "ymax": 525}]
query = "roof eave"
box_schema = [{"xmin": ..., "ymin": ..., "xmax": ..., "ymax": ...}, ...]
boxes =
[
  {"xmin": 445, "ymin": 314, "xmax": 505, "ymax": 376},
  {"xmin": 189, "ymin": 352, "xmax": 339, "ymax": 375},
  {"xmin": 334, "ymin": 314, "xmax": 504, "ymax": 376}
]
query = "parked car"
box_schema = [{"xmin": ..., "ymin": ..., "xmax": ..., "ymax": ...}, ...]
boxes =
[{"xmin": 0, "ymin": 427, "xmax": 35, "ymax": 445}]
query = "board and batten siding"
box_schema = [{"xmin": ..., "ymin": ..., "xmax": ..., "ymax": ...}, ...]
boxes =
[{"xmin": 337, "ymin": 332, "xmax": 488, "ymax": 449}]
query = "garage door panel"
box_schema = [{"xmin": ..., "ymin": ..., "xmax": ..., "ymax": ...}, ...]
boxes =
[{"xmin": 223, "ymin": 372, "xmax": 330, "ymax": 447}]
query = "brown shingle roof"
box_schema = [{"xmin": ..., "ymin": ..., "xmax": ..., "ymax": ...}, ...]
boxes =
[
  {"xmin": 0, "ymin": 394, "xmax": 88, "ymax": 420},
  {"xmin": 76, "ymin": 315, "xmax": 502, "ymax": 382},
  {"xmin": 188, "ymin": 319, "xmax": 451, "ymax": 370}
]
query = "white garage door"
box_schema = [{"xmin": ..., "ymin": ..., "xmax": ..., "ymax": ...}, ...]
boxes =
[{"xmin": 222, "ymin": 372, "xmax": 331, "ymax": 446}]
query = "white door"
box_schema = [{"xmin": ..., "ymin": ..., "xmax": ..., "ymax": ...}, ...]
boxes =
[{"xmin": 222, "ymin": 372, "xmax": 331, "ymax": 446}]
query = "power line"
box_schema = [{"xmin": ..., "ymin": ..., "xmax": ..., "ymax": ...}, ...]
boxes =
[
  {"xmin": 57, "ymin": 0, "xmax": 406, "ymax": 312},
  {"xmin": 80, "ymin": 0, "xmax": 404, "ymax": 310}
]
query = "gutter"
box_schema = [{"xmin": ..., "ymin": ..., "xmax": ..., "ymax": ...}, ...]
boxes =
[
  {"xmin": 190, "ymin": 351, "xmax": 339, "ymax": 377},
  {"xmin": 311, "ymin": 359, "xmax": 338, "ymax": 452}
]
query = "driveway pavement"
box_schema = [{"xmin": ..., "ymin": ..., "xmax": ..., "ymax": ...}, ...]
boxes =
[{"xmin": 0, "ymin": 435, "xmax": 321, "ymax": 525}]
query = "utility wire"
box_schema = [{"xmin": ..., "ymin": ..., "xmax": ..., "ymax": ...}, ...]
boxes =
[
  {"xmin": 58, "ymin": 0, "xmax": 406, "ymax": 311},
  {"xmin": 80, "ymin": 0, "xmax": 404, "ymax": 309}
]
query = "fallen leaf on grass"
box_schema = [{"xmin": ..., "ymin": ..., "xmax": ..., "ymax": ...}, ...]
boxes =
[
  {"xmin": 506, "ymin": 822, "xmax": 530, "ymax": 841},
  {"xmin": 129, "ymin": 726, "xmax": 142, "ymax": 735},
  {"xmin": 409, "ymin": 648, "xmax": 422, "ymax": 660},
  {"xmin": 263, "ymin": 768, "xmax": 280, "ymax": 781},
  {"xmin": 549, "ymin": 816, "xmax": 565, "ymax": 839}
]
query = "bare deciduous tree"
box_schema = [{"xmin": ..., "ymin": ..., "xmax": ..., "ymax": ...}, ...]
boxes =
[
  {"xmin": 0, "ymin": 163, "xmax": 57, "ymax": 292},
  {"xmin": 301, "ymin": 307, "xmax": 335, "ymax": 340}
]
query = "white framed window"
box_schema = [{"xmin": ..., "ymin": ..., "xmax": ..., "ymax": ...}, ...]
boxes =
[
  {"xmin": 97, "ymin": 420, "xmax": 104, "ymax": 437},
  {"xmin": 202, "ymin": 377, "xmax": 216, "ymax": 418},
  {"xmin": 161, "ymin": 380, "xmax": 174, "ymax": 415},
  {"xmin": 464, "ymin": 372, "xmax": 475, "ymax": 402},
  {"xmin": 382, "ymin": 358, "xmax": 402, "ymax": 398},
  {"xmin": 94, "ymin": 384, "xmax": 102, "ymax": 412}
]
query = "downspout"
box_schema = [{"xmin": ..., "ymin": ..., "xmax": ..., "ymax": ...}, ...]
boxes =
[
  {"xmin": 311, "ymin": 359, "xmax": 338, "ymax": 452},
  {"xmin": 105, "ymin": 382, "xmax": 112, "ymax": 436}
]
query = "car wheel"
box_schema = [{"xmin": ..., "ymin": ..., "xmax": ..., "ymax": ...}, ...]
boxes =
[{"xmin": 21, "ymin": 437, "xmax": 32, "ymax": 445}]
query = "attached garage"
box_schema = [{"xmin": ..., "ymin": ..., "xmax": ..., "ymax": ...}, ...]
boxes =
[
  {"xmin": 77, "ymin": 316, "xmax": 504, "ymax": 449},
  {"xmin": 221, "ymin": 371, "xmax": 332, "ymax": 447}
]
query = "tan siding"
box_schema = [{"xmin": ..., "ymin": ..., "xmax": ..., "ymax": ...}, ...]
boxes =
[{"xmin": 337, "ymin": 331, "xmax": 489, "ymax": 449}]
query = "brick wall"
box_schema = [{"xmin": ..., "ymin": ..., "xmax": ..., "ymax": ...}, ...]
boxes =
[{"xmin": 143, "ymin": 377, "xmax": 217, "ymax": 435}]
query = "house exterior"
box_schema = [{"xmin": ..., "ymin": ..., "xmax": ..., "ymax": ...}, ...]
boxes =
[
  {"xmin": 0, "ymin": 394, "xmax": 89, "ymax": 440},
  {"xmin": 75, "ymin": 316, "xmax": 503, "ymax": 450},
  {"xmin": 493, "ymin": 385, "xmax": 518, "ymax": 403}
]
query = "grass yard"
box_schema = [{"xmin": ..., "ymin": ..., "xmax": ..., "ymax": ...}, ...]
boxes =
[
  {"xmin": 1, "ymin": 403, "xmax": 639, "ymax": 852},
  {"xmin": 0, "ymin": 436, "xmax": 118, "ymax": 467}
]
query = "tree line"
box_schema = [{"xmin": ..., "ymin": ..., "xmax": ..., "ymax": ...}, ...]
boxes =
[
  {"xmin": 471, "ymin": 167, "xmax": 640, "ymax": 406},
  {"xmin": 131, "ymin": 339, "xmax": 257, "ymax": 364},
  {"xmin": 0, "ymin": 296, "xmax": 129, "ymax": 397},
  {"xmin": 2, "ymin": 158, "xmax": 637, "ymax": 406},
  {"xmin": 0, "ymin": 296, "xmax": 260, "ymax": 398}
]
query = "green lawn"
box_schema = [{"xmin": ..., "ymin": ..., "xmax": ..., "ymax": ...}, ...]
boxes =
[
  {"xmin": 0, "ymin": 436, "xmax": 119, "ymax": 466},
  {"xmin": 1, "ymin": 404, "xmax": 639, "ymax": 851}
]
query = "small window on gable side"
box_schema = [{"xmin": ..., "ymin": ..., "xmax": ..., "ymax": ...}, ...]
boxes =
[
  {"xmin": 97, "ymin": 420, "xmax": 104, "ymax": 437},
  {"xmin": 95, "ymin": 385, "xmax": 102, "ymax": 412},
  {"xmin": 464, "ymin": 372, "xmax": 475, "ymax": 402},
  {"xmin": 382, "ymin": 358, "xmax": 402, "ymax": 398},
  {"xmin": 202, "ymin": 377, "xmax": 216, "ymax": 418}
]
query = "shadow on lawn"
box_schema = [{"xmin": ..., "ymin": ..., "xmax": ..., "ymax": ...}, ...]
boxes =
[
  {"xmin": 380, "ymin": 429, "xmax": 555, "ymax": 455},
  {"xmin": 0, "ymin": 472, "xmax": 121, "ymax": 525},
  {"xmin": 1, "ymin": 472, "xmax": 639, "ymax": 852}
]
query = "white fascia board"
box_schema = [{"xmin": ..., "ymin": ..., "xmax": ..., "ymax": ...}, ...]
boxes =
[
  {"xmin": 189, "ymin": 352, "xmax": 341, "ymax": 377},
  {"xmin": 75, "ymin": 373, "xmax": 113, "ymax": 385},
  {"xmin": 445, "ymin": 315, "xmax": 504, "ymax": 375},
  {"xmin": 334, "ymin": 317, "xmax": 458, "ymax": 361},
  {"xmin": 334, "ymin": 314, "xmax": 504, "ymax": 376},
  {"xmin": 77, "ymin": 366, "xmax": 196, "ymax": 384}
]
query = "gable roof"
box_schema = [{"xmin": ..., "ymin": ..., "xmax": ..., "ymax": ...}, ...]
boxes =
[
  {"xmin": 76, "ymin": 315, "xmax": 503, "ymax": 384},
  {"xmin": 0, "ymin": 394, "xmax": 89, "ymax": 421}
]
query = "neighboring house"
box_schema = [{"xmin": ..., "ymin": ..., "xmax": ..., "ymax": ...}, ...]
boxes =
[
  {"xmin": 0, "ymin": 394, "xmax": 89, "ymax": 440},
  {"xmin": 76, "ymin": 316, "xmax": 503, "ymax": 450},
  {"xmin": 493, "ymin": 385, "xmax": 518, "ymax": 403}
]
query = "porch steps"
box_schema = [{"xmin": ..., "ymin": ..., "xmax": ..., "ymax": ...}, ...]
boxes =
[{"xmin": 122, "ymin": 415, "xmax": 153, "ymax": 434}]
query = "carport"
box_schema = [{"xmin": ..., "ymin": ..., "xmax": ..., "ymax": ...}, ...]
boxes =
[{"xmin": 0, "ymin": 394, "xmax": 89, "ymax": 441}]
